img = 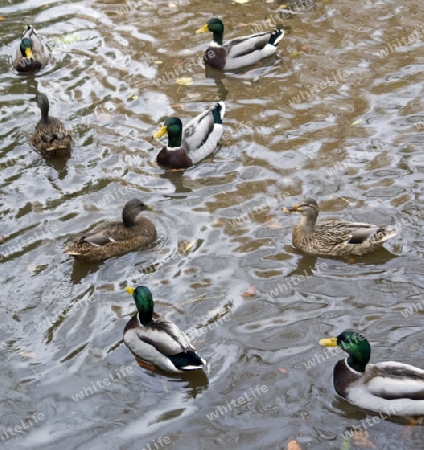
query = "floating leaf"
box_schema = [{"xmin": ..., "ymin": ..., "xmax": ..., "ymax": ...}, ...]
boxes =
[
  {"xmin": 176, "ymin": 77, "xmax": 193, "ymax": 86},
  {"xmin": 19, "ymin": 351, "xmax": 36, "ymax": 358},
  {"xmin": 351, "ymin": 119, "xmax": 362, "ymax": 126},
  {"xmin": 341, "ymin": 439, "xmax": 350, "ymax": 450},
  {"xmin": 352, "ymin": 430, "xmax": 377, "ymax": 448},
  {"xmin": 242, "ymin": 286, "xmax": 256, "ymax": 297},
  {"xmin": 410, "ymin": 342, "xmax": 420, "ymax": 352},
  {"xmin": 235, "ymin": 0, "xmax": 250, "ymax": 3},
  {"xmin": 287, "ymin": 440, "xmax": 301, "ymax": 450},
  {"xmin": 265, "ymin": 217, "xmax": 282, "ymax": 230},
  {"xmin": 154, "ymin": 60, "xmax": 163, "ymax": 65}
]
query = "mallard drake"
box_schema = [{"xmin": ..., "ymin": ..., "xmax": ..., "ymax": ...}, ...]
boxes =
[
  {"xmin": 283, "ymin": 198, "xmax": 397, "ymax": 256},
  {"xmin": 13, "ymin": 25, "xmax": 50, "ymax": 73},
  {"xmin": 196, "ymin": 17, "xmax": 284, "ymax": 71},
  {"xmin": 153, "ymin": 102, "xmax": 225, "ymax": 169},
  {"xmin": 32, "ymin": 93, "xmax": 72, "ymax": 156},
  {"xmin": 63, "ymin": 199, "xmax": 156, "ymax": 262},
  {"xmin": 124, "ymin": 286, "xmax": 206, "ymax": 373},
  {"xmin": 319, "ymin": 329, "xmax": 424, "ymax": 416}
]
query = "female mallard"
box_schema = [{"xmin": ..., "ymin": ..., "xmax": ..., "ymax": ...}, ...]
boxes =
[
  {"xmin": 32, "ymin": 92, "xmax": 72, "ymax": 156},
  {"xmin": 153, "ymin": 102, "xmax": 225, "ymax": 169},
  {"xmin": 63, "ymin": 199, "xmax": 156, "ymax": 262},
  {"xmin": 319, "ymin": 329, "xmax": 424, "ymax": 416},
  {"xmin": 13, "ymin": 25, "xmax": 49, "ymax": 73},
  {"xmin": 283, "ymin": 198, "xmax": 397, "ymax": 256},
  {"xmin": 196, "ymin": 18, "xmax": 284, "ymax": 71},
  {"xmin": 124, "ymin": 286, "xmax": 206, "ymax": 373}
]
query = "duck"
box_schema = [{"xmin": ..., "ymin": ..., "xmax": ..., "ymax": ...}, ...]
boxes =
[
  {"xmin": 63, "ymin": 199, "xmax": 156, "ymax": 262},
  {"xmin": 32, "ymin": 92, "xmax": 72, "ymax": 156},
  {"xmin": 319, "ymin": 329, "xmax": 424, "ymax": 416},
  {"xmin": 153, "ymin": 102, "xmax": 225, "ymax": 169},
  {"xmin": 13, "ymin": 25, "xmax": 50, "ymax": 73},
  {"xmin": 282, "ymin": 198, "xmax": 397, "ymax": 256},
  {"xmin": 124, "ymin": 286, "xmax": 206, "ymax": 373},
  {"xmin": 196, "ymin": 17, "xmax": 284, "ymax": 71}
]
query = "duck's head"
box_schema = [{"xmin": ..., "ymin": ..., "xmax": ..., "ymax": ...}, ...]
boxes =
[
  {"xmin": 196, "ymin": 18, "xmax": 224, "ymax": 45},
  {"xmin": 122, "ymin": 198, "xmax": 153, "ymax": 227},
  {"xmin": 283, "ymin": 198, "xmax": 319, "ymax": 218},
  {"xmin": 20, "ymin": 37, "xmax": 34, "ymax": 58},
  {"xmin": 153, "ymin": 117, "xmax": 183, "ymax": 148},
  {"xmin": 125, "ymin": 286, "xmax": 154, "ymax": 323},
  {"xmin": 320, "ymin": 329, "xmax": 371, "ymax": 372}
]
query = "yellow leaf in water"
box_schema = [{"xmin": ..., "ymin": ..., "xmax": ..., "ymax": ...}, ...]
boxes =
[
  {"xmin": 410, "ymin": 342, "xmax": 420, "ymax": 352},
  {"xmin": 351, "ymin": 119, "xmax": 362, "ymax": 126},
  {"xmin": 19, "ymin": 351, "xmax": 36, "ymax": 358},
  {"xmin": 287, "ymin": 440, "xmax": 301, "ymax": 450},
  {"xmin": 154, "ymin": 60, "xmax": 163, "ymax": 65},
  {"xmin": 176, "ymin": 77, "xmax": 193, "ymax": 86},
  {"xmin": 235, "ymin": 0, "xmax": 250, "ymax": 3},
  {"xmin": 183, "ymin": 241, "xmax": 196, "ymax": 252},
  {"xmin": 131, "ymin": 95, "xmax": 138, "ymax": 100},
  {"xmin": 289, "ymin": 51, "xmax": 301, "ymax": 57}
]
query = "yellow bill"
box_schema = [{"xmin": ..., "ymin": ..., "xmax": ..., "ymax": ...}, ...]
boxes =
[
  {"xmin": 125, "ymin": 286, "xmax": 135, "ymax": 295},
  {"xmin": 153, "ymin": 126, "xmax": 168, "ymax": 139},
  {"xmin": 319, "ymin": 337, "xmax": 338, "ymax": 347},
  {"xmin": 25, "ymin": 47, "xmax": 33, "ymax": 58},
  {"xmin": 196, "ymin": 24, "xmax": 209, "ymax": 34}
]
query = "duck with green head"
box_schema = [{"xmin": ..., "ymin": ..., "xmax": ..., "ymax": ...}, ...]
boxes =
[
  {"xmin": 320, "ymin": 329, "xmax": 424, "ymax": 416},
  {"xmin": 63, "ymin": 199, "xmax": 156, "ymax": 262},
  {"xmin": 196, "ymin": 17, "xmax": 284, "ymax": 71},
  {"xmin": 153, "ymin": 102, "xmax": 225, "ymax": 169},
  {"xmin": 124, "ymin": 286, "xmax": 206, "ymax": 373},
  {"xmin": 13, "ymin": 25, "xmax": 50, "ymax": 73},
  {"xmin": 32, "ymin": 92, "xmax": 72, "ymax": 156}
]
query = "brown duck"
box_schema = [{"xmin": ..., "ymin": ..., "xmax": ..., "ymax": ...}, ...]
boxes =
[
  {"xmin": 64, "ymin": 199, "xmax": 156, "ymax": 262},
  {"xmin": 32, "ymin": 93, "xmax": 72, "ymax": 156},
  {"xmin": 283, "ymin": 198, "xmax": 397, "ymax": 256}
]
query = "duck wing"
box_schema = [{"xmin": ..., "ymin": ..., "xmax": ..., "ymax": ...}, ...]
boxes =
[
  {"xmin": 363, "ymin": 362, "xmax": 424, "ymax": 400},
  {"xmin": 225, "ymin": 32, "xmax": 274, "ymax": 58},
  {"xmin": 136, "ymin": 316, "xmax": 194, "ymax": 355}
]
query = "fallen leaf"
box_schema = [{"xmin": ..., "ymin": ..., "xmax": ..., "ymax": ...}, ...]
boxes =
[
  {"xmin": 278, "ymin": 368, "xmax": 288, "ymax": 373},
  {"xmin": 287, "ymin": 440, "xmax": 301, "ymax": 450},
  {"xmin": 19, "ymin": 351, "xmax": 36, "ymax": 358},
  {"xmin": 352, "ymin": 430, "xmax": 377, "ymax": 448},
  {"xmin": 154, "ymin": 60, "xmax": 163, "ymax": 65},
  {"xmin": 176, "ymin": 77, "xmax": 193, "ymax": 86},
  {"xmin": 351, "ymin": 119, "xmax": 362, "ymax": 126},
  {"xmin": 242, "ymin": 286, "xmax": 256, "ymax": 297},
  {"xmin": 341, "ymin": 439, "xmax": 350, "ymax": 450},
  {"xmin": 265, "ymin": 217, "xmax": 282, "ymax": 229},
  {"xmin": 410, "ymin": 342, "xmax": 420, "ymax": 352},
  {"xmin": 235, "ymin": 0, "xmax": 250, "ymax": 3}
]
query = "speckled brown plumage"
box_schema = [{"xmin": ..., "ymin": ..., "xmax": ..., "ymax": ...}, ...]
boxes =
[
  {"xmin": 284, "ymin": 198, "xmax": 397, "ymax": 256},
  {"xmin": 63, "ymin": 199, "xmax": 156, "ymax": 262},
  {"xmin": 32, "ymin": 93, "xmax": 72, "ymax": 156}
]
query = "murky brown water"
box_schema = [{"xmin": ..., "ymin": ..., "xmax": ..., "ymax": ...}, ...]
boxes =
[{"xmin": 1, "ymin": 0, "xmax": 424, "ymax": 448}]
